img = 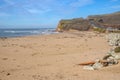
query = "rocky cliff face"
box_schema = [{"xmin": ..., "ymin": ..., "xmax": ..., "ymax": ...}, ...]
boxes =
[
  {"xmin": 88, "ymin": 11, "xmax": 120, "ymax": 24},
  {"xmin": 56, "ymin": 18, "xmax": 91, "ymax": 32},
  {"xmin": 88, "ymin": 11, "xmax": 120, "ymax": 30},
  {"xmin": 56, "ymin": 11, "xmax": 120, "ymax": 32}
]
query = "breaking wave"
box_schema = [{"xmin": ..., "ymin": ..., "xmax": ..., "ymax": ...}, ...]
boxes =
[{"xmin": 0, "ymin": 28, "xmax": 57, "ymax": 37}]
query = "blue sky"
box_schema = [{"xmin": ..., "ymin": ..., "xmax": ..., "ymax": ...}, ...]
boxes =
[{"xmin": 0, "ymin": 0, "xmax": 120, "ymax": 28}]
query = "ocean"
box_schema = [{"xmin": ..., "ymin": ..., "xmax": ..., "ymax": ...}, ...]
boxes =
[{"xmin": 0, "ymin": 28, "xmax": 58, "ymax": 38}]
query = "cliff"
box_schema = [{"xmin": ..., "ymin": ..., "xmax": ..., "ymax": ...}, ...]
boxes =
[
  {"xmin": 88, "ymin": 11, "xmax": 120, "ymax": 24},
  {"xmin": 56, "ymin": 18, "xmax": 91, "ymax": 32},
  {"xmin": 56, "ymin": 11, "xmax": 120, "ymax": 32}
]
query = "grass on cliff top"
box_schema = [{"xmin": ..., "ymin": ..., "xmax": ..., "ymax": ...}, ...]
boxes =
[
  {"xmin": 60, "ymin": 20, "xmax": 73, "ymax": 24},
  {"xmin": 93, "ymin": 28, "xmax": 120, "ymax": 33},
  {"xmin": 93, "ymin": 27, "xmax": 106, "ymax": 33}
]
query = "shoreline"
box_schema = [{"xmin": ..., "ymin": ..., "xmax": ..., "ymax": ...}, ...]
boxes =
[
  {"xmin": 0, "ymin": 28, "xmax": 57, "ymax": 38},
  {"xmin": 0, "ymin": 31, "xmax": 59, "ymax": 39}
]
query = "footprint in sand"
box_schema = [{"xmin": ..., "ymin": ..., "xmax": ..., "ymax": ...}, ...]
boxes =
[{"xmin": 2, "ymin": 58, "xmax": 8, "ymax": 60}]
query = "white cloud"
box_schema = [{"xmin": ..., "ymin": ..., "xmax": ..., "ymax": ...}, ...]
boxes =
[
  {"xmin": 70, "ymin": 0, "xmax": 93, "ymax": 7},
  {"xmin": 27, "ymin": 9, "xmax": 42, "ymax": 14},
  {"xmin": 0, "ymin": 0, "xmax": 94, "ymax": 15},
  {"xmin": 26, "ymin": 8, "xmax": 51, "ymax": 14}
]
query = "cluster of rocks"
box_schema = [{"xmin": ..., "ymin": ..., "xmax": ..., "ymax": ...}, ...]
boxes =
[
  {"xmin": 83, "ymin": 53, "xmax": 119, "ymax": 70},
  {"xmin": 106, "ymin": 33, "xmax": 120, "ymax": 46},
  {"xmin": 82, "ymin": 33, "xmax": 120, "ymax": 70}
]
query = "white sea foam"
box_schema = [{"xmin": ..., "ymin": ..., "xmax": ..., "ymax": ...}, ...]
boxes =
[
  {"xmin": 4, "ymin": 31, "xmax": 16, "ymax": 33},
  {"xmin": 4, "ymin": 30, "xmax": 40, "ymax": 33},
  {"xmin": 0, "ymin": 28, "xmax": 57, "ymax": 37}
]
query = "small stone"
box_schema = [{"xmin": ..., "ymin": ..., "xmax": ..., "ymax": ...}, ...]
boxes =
[
  {"xmin": 92, "ymin": 62, "xmax": 103, "ymax": 70},
  {"xmin": 114, "ymin": 54, "xmax": 120, "ymax": 60},
  {"xmin": 7, "ymin": 73, "xmax": 10, "ymax": 76},
  {"xmin": 83, "ymin": 66, "xmax": 94, "ymax": 70}
]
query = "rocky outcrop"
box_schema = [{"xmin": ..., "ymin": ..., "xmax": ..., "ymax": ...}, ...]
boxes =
[
  {"xmin": 88, "ymin": 11, "xmax": 120, "ymax": 24},
  {"xmin": 56, "ymin": 11, "xmax": 120, "ymax": 32},
  {"xmin": 56, "ymin": 18, "xmax": 91, "ymax": 32},
  {"xmin": 88, "ymin": 11, "xmax": 120, "ymax": 30}
]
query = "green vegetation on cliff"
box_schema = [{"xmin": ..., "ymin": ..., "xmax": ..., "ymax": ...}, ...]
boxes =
[{"xmin": 93, "ymin": 27, "xmax": 106, "ymax": 33}]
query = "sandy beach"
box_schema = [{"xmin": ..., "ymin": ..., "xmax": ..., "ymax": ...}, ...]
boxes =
[{"xmin": 0, "ymin": 31, "xmax": 120, "ymax": 80}]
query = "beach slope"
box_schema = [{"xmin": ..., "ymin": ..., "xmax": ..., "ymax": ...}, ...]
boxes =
[{"xmin": 0, "ymin": 31, "xmax": 120, "ymax": 80}]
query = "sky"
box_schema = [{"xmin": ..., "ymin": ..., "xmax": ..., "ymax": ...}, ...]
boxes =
[{"xmin": 0, "ymin": 0, "xmax": 120, "ymax": 28}]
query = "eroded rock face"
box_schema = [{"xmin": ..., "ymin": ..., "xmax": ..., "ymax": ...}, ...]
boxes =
[
  {"xmin": 87, "ymin": 11, "xmax": 120, "ymax": 30},
  {"xmin": 88, "ymin": 11, "xmax": 120, "ymax": 25},
  {"xmin": 56, "ymin": 18, "xmax": 91, "ymax": 32},
  {"xmin": 56, "ymin": 11, "xmax": 120, "ymax": 32}
]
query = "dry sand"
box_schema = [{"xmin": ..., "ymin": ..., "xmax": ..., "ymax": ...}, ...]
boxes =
[{"xmin": 0, "ymin": 31, "xmax": 120, "ymax": 80}]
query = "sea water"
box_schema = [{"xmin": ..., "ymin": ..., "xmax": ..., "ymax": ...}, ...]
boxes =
[{"xmin": 0, "ymin": 28, "xmax": 58, "ymax": 38}]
